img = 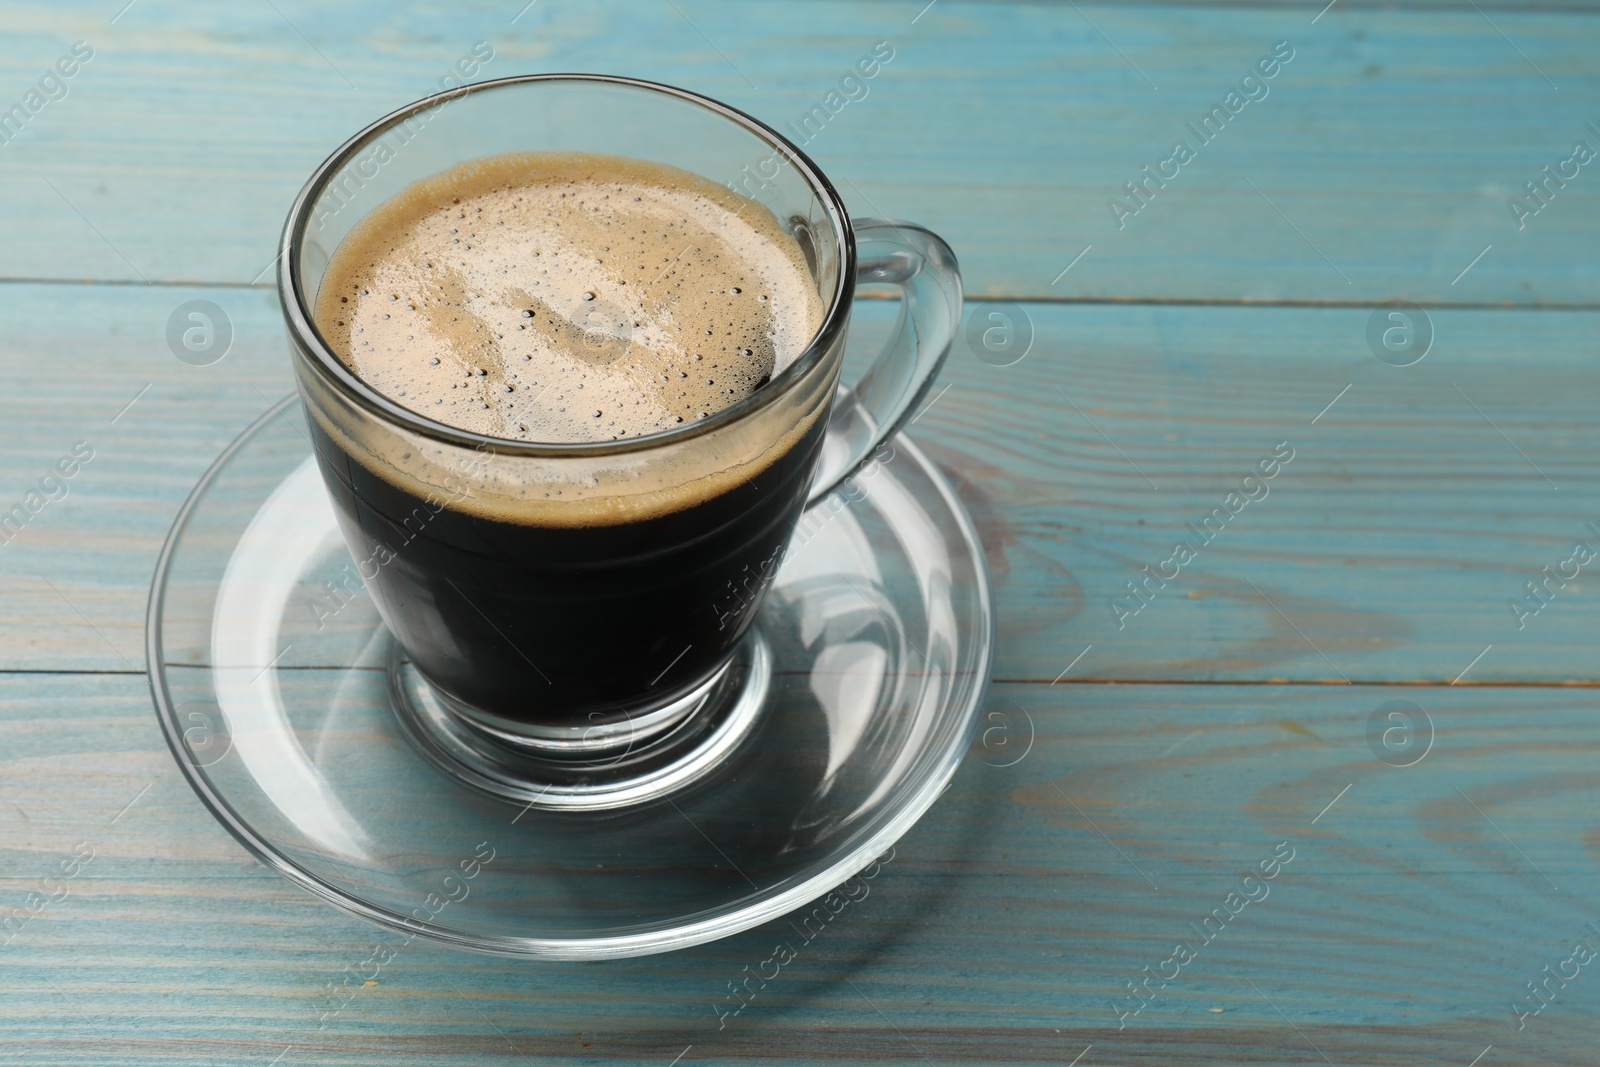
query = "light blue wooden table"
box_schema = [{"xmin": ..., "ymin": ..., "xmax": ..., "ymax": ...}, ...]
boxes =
[{"xmin": 4, "ymin": 0, "xmax": 1600, "ymax": 1063}]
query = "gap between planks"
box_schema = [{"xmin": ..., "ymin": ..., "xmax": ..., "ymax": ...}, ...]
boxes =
[
  {"xmin": 4, "ymin": 277, "xmax": 1600, "ymax": 314},
  {"xmin": 992, "ymin": 676, "xmax": 1600, "ymax": 688},
  {"xmin": 11, "ymin": 668, "xmax": 1600, "ymax": 689},
  {"xmin": 1070, "ymin": 0, "xmax": 1600, "ymax": 11}
]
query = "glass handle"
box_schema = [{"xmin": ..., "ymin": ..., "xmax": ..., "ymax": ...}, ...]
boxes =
[{"xmin": 804, "ymin": 218, "xmax": 963, "ymax": 506}]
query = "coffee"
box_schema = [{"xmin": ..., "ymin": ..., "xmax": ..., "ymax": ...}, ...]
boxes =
[
  {"xmin": 315, "ymin": 151, "xmax": 821, "ymax": 443},
  {"xmin": 306, "ymin": 152, "xmax": 830, "ymax": 727}
]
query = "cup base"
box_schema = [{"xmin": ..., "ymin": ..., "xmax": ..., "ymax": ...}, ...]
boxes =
[{"xmin": 386, "ymin": 631, "xmax": 771, "ymax": 811}]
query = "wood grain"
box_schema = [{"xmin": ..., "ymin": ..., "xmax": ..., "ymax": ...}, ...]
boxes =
[
  {"xmin": 0, "ymin": 1, "xmax": 1597, "ymax": 303},
  {"xmin": 4, "ymin": 674, "xmax": 1599, "ymax": 1064}
]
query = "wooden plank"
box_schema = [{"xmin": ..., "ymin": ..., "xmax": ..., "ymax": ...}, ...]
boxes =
[
  {"xmin": 920, "ymin": 299, "xmax": 1600, "ymax": 688},
  {"xmin": 1, "ymin": 281, "xmax": 1596, "ymax": 684},
  {"xmin": 0, "ymin": 1, "xmax": 1598, "ymax": 303},
  {"xmin": 6, "ymin": 672, "xmax": 1599, "ymax": 1064}
]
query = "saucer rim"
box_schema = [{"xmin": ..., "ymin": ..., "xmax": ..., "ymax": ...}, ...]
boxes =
[{"xmin": 145, "ymin": 393, "xmax": 994, "ymax": 959}]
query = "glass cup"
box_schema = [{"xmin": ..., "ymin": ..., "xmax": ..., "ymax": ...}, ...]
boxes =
[{"xmin": 279, "ymin": 74, "xmax": 960, "ymax": 807}]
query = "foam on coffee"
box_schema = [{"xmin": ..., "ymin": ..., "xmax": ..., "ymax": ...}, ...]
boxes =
[{"xmin": 314, "ymin": 151, "xmax": 825, "ymax": 444}]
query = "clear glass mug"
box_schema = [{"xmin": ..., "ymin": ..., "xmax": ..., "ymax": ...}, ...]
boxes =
[{"xmin": 279, "ymin": 75, "xmax": 961, "ymax": 802}]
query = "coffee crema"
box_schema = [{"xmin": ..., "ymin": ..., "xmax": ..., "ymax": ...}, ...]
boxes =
[{"xmin": 313, "ymin": 151, "xmax": 825, "ymax": 444}]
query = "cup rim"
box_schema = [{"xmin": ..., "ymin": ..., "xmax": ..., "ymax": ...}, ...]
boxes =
[{"xmin": 278, "ymin": 73, "xmax": 856, "ymax": 458}]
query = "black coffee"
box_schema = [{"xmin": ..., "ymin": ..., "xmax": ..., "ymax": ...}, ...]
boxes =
[
  {"xmin": 309, "ymin": 151, "xmax": 827, "ymax": 726},
  {"xmin": 308, "ymin": 414, "xmax": 825, "ymax": 721}
]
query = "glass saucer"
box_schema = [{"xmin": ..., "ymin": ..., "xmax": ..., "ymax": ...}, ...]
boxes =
[{"xmin": 145, "ymin": 396, "xmax": 992, "ymax": 959}]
